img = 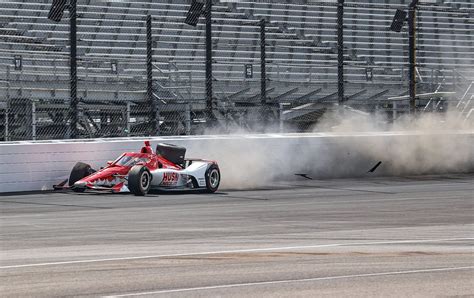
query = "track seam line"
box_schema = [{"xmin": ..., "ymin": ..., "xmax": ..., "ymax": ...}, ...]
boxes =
[
  {"xmin": 104, "ymin": 266, "xmax": 474, "ymax": 297},
  {"xmin": 1, "ymin": 237, "xmax": 473, "ymax": 269}
]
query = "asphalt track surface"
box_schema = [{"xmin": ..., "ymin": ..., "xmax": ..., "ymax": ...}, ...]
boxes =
[{"xmin": 1, "ymin": 174, "xmax": 473, "ymax": 297}]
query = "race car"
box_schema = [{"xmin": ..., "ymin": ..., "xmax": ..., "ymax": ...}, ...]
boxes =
[{"xmin": 55, "ymin": 141, "xmax": 220, "ymax": 196}]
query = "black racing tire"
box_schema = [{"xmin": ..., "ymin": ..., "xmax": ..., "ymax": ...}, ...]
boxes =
[
  {"xmin": 69, "ymin": 162, "xmax": 92, "ymax": 189},
  {"xmin": 155, "ymin": 143, "xmax": 186, "ymax": 166},
  {"xmin": 128, "ymin": 165, "xmax": 152, "ymax": 196},
  {"xmin": 205, "ymin": 164, "xmax": 220, "ymax": 193}
]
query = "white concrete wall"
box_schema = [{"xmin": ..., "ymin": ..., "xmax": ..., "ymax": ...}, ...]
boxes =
[{"xmin": 1, "ymin": 132, "xmax": 473, "ymax": 193}]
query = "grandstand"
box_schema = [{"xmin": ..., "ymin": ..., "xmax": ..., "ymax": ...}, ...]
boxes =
[{"xmin": 0, "ymin": 0, "xmax": 472, "ymax": 140}]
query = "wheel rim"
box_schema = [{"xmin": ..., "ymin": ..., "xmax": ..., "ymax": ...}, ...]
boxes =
[
  {"xmin": 209, "ymin": 169, "xmax": 220, "ymax": 188},
  {"xmin": 141, "ymin": 171, "xmax": 150, "ymax": 189}
]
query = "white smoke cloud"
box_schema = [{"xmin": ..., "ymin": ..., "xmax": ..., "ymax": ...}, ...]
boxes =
[{"xmin": 192, "ymin": 109, "xmax": 473, "ymax": 189}]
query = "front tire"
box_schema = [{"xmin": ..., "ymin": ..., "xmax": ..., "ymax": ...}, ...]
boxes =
[
  {"xmin": 205, "ymin": 164, "xmax": 220, "ymax": 193},
  {"xmin": 128, "ymin": 165, "xmax": 152, "ymax": 196},
  {"xmin": 69, "ymin": 162, "xmax": 93, "ymax": 192}
]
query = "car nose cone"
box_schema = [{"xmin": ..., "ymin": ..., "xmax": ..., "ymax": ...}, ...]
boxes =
[{"xmin": 74, "ymin": 181, "xmax": 86, "ymax": 188}]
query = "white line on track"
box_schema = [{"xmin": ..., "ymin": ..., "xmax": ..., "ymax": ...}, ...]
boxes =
[
  {"xmin": 105, "ymin": 266, "xmax": 474, "ymax": 297},
  {"xmin": 1, "ymin": 237, "xmax": 472, "ymax": 270}
]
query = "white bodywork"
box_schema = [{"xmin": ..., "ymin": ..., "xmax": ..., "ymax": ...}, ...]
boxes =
[{"xmin": 149, "ymin": 160, "xmax": 210, "ymax": 189}]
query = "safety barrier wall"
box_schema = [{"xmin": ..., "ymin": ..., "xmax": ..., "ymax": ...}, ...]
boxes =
[{"xmin": 1, "ymin": 132, "xmax": 473, "ymax": 193}]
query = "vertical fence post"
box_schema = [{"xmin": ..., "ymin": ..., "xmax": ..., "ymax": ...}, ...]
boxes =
[
  {"xmin": 260, "ymin": 19, "xmax": 266, "ymax": 107},
  {"xmin": 4, "ymin": 108, "xmax": 8, "ymax": 142},
  {"xmin": 452, "ymin": 69, "xmax": 456, "ymax": 91},
  {"xmin": 126, "ymin": 101, "xmax": 131, "ymax": 137},
  {"xmin": 168, "ymin": 61, "xmax": 172, "ymax": 82},
  {"xmin": 188, "ymin": 71, "xmax": 192, "ymax": 98},
  {"xmin": 53, "ymin": 58, "xmax": 57, "ymax": 77},
  {"xmin": 69, "ymin": 0, "xmax": 78, "ymax": 138},
  {"xmin": 337, "ymin": 0, "xmax": 344, "ymax": 105},
  {"xmin": 185, "ymin": 103, "xmax": 191, "ymax": 135},
  {"xmin": 205, "ymin": 0, "xmax": 213, "ymax": 122},
  {"xmin": 408, "ymin": 0, "xmax": 419, "ymax": 114},
  {"xmin": 430, "ymin": 68, "xmax": 434, "ymax": 91},
  {"xmin": 6, "ymin": 65, "xmax": 10, "ymax": 100},
  {"xmin": 393, "ymin": 101, "xmax": 398, "ymax": 120},
  {"xmin": 147, "ymin": 15, "xmax": 159, "ymax": 135},
  {"xmin": 5, "ymin": 65, "xmax": 10, "ymax": 141},
  {"xmin": 260, "ymin": 19, "xmax": 269, "ymax": 128},
  {"xmin": 31, "ymin": 100, "xmax": 36, "ymax": 141},
  {"xmin": 279, "ymin": 103, "xmax": 284, "ymax": 132}
]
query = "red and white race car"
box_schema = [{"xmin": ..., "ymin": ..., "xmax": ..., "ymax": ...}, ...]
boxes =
[{"xmin": 55, "ymin": 141, "xmax": 220, "ymax": 196}]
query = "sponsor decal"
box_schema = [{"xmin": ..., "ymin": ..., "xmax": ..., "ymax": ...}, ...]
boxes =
[
  {"xmin": 161, "ymin": 172, "xmax": 179, "ymax": 186},
  {"xmin": 198, "ymin": 177, "xmax": 206, "ymax": 187}
]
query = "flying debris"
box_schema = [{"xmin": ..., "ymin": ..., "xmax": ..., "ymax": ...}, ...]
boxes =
[
  {"xmin": 53, "ymin": 179, "xmax": 68, "ymax": 190},
  {"xmin": 295, "ymin": 174, "xmax": 313, "ymax": 180},
  {"xmin": 368, "ymin": 161, "xmax": 382, "ymax": 173}
]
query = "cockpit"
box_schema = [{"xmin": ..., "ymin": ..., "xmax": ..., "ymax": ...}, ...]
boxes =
[{"xmin": 113, "ymin": 155, "xmax": 149, "ymax": 167}]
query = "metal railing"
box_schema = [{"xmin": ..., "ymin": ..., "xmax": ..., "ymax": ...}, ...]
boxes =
[{"xmin": 0, "ymin": 0, "xmax": 472, "ymax": 141}]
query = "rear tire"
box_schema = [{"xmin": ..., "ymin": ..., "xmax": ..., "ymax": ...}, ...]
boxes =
[
  {"xmin": 128, "ymin": 165, "xmax": 152, "ymax": 196},
  {"xmin": 69, "ymin": 162, "xmax": 93, "ymax": 191},
  {"xmin": 155, "ymin": 143, "xmax": 186, "ymax": 166},
  {"xmin": 205, "ymin": 165, "xmax": 220, "ymax": 193}
]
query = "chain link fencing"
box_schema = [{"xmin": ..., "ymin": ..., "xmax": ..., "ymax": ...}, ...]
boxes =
[{"xmin": 0, "ymin": 0, "xmax": 472, "ymax": 141}]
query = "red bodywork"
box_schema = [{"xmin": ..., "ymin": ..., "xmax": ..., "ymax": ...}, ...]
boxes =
[{"xmin": 72, "ymin": 141, "xmax": 182, "ymax": 192}]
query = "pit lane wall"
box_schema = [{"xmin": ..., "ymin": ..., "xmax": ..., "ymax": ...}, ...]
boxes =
[{"xmin": 1, "ymin": 131, "xmax": 473, "ymax": 193}]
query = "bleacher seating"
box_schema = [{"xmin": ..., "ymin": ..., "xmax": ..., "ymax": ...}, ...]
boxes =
[{"xmin": 0, "ymin": 0, "xmax": 472, "ymax": 139}]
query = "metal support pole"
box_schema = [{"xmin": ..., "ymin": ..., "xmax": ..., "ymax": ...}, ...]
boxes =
[
  {"xmin": 393, "ymin": 101, "xmax": 397, "ymax": 120},
  {"xmin": 32, "ymin": 100, "xmax": 36, "ymax": 141},
  {"xmin": 126, "ymin": 102, "xmax": 131, "ymax": 137},
  {"xmin": 146, "ymin": 15, "xmax": 159, "ymax": 135},
  {"xmin": 6, "ymin": 65, "xmax": 10, "ymax": 100},
  {"xmin": 260, "ymin": 19, "xmax": 266, "ymax": 107},
  {"xmin": 337, "ymin": 0, "xmax": 344, "ymax": 104},
  {"xmin": 408, "ymin": 0, "xmax": 419, "ymax": 114},
  {"xmin": 185, "ymin": 103, "xmax": 191, "ymax": 135},
  {"xmin": 5, "ymin": 65, "xmax": 10, "ymax": 141},
  {"xmin": 69, "ymin": 0, "xmax": 78, "ymax": 138},
  {"xmin": 452, "ymin": 69, "xmax": 456, "ymax": 90},
  {"xmin": 4, "ymin": 108, "xmax": 8, "ymax": 141},
  {"xmin": 205, "ymin": 0, "xmax": 213, "ymax": 121},
  {"xmin": 260, "ymin": 19, "xmax": 268, "ymax": 127},
  {"xmin": 188, "ymin": 71, "xmax": 192, "ymax": 98},
  {"xmin": 279, "ymin": 103, "xmax": 284, "ymax": 132}
]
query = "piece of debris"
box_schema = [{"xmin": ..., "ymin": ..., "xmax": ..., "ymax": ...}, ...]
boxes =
[
  {"xmin": 295, "ymin": 174, "xmax": 313, "ymax": 180},
  {"xmin": 368, "ymin": 161, "xmax": 382, "ymax": 173},
  {"xmin": 53, "ymin": 179, "xmax": 68, "ymax": 190}
]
